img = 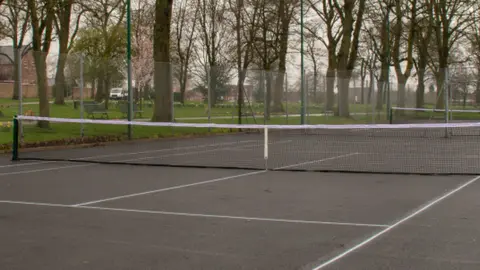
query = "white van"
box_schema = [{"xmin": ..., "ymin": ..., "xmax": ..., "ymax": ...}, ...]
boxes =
[{"xmin": 110, "ymin": 88, "xmax": 126, "ymax": 100}]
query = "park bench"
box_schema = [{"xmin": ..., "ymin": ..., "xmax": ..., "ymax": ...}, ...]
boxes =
[
  {"xmin": 118, "ymin": 103, "xmax": 143, "ymax": 118},
  {"xmin": 83, "ymin": 102, "xmax": 109, "ymax": 119}
]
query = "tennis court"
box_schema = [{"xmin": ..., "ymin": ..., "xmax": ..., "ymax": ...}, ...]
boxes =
[{"xmin": 2, "ymin": 126, "xmax": 480, "ymax": 269}]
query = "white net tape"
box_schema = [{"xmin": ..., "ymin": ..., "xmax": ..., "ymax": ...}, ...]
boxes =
[{"xmin": 16, "ymin": 115, "xmax": 480, "ymax": 129}]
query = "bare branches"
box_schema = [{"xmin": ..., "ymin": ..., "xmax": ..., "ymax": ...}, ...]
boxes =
[{"xmin": 0, "ymin": 0, "xmax": 31, "ymax": 48}]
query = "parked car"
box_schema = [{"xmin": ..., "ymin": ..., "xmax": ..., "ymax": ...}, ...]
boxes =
[{"xmin": 110, "ymin": 88, "xmax": 126, "ymax": 100}]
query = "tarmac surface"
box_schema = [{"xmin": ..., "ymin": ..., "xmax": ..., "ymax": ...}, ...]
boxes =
[{"xmin": 1, "ymin": 150, "xmax": 480, "ymax": 269}]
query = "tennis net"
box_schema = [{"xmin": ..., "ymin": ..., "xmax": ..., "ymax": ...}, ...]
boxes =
[
  {"xmin": 390, "ymin": 107, "xmax": 480, "ymax": 124},
  {"xmin": 12, "ymin": 115, "xmax": 480, "ymax": 175}
]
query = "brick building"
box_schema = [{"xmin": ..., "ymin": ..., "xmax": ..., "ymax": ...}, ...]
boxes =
[{"xmin": 0, "ymin": 46, "xmax": 40, "ymax": 98}]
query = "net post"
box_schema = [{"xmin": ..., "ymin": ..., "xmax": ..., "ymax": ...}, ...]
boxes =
[
  {"xmin": 12, "ymin": 116, "xmax": 19, "ymax": 161},
  {"xmin": 264, "ymin": 126, "xmax": 268, "ymax": 170}
]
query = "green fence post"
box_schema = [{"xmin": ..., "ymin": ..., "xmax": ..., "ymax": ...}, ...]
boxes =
[{"xmin": 12, "ymin": 116, "xmax": 19, "ymax": 161}]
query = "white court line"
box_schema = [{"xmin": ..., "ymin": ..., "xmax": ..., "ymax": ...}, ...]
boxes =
[
  {"xmin": 0, "ymin": 200, "xmax": 388, "ymax": 228},
  {"xmin": 0, "ymin": 163, "xmax": 92, "ymax": 177},
  {"xmin": 0, "ymin": 140, "xmax": 263, "ymax": 177},
  {"xmin": 311, "ymin": 175, "xmax": 480, "ymax": 270},
  {"xmin": 73, "ymin": 170, "xmax": 267, "ymax": 207},
  {"xmin": 275, "ymin": 153, "xmax": 360, "ymax": 170},
  {"xmin": 0, "ymin": 160, "xmax": 57, "ymax": 168}
]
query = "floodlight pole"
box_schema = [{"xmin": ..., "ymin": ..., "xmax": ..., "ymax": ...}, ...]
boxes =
[
  {"xmin": 127, "ymin": 0, "xmax": 133, "ymax": 139},
  {"xmin": 300, "ymin": 0, "xmax": 306, "ymax": 125}
]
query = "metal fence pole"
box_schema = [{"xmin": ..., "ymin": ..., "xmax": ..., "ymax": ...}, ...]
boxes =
[
  {"xmin": 285, "ymin": 73, "xmax": 288, "ymax": 124},
  {"xmin": 17, "ymin": 49, "xmax": 23, "ymax": 140},
  {"xmin": 444, "ymin": 67, "xmax": 449, "ymax": 137},
  {"xmin": 207, "ymin": 66, "xmax": 212, "ymax": 126},
  {"xmin": 80, "ymin": 54, "xmax": 84, "ymax": 136},
  {"xmin": 12, "ymin": 116, "xmax": 19, "ymax": 161},
  {"xmin": 262, "ymin": 70, "xmax": 267, "ymax": 125}
]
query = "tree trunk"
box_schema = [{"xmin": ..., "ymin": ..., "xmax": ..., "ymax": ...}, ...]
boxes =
[
  {"xmin": 325, "ymin": 67, "xmax": 335, "ymax": 111},
  {"xmin": 376, "ymin": 68, "xmax": 388, "ymax": 110},
  {"xmin": 12, "ymin": 49, "xmax": 21, "ymax": 100},
  {"xmin": 209, "ymin": 66, "xmax": 218, "ymax": 107},
  {"xmin": 91, "ymin": 79, "xmax": 96, "ymax": 99},
  {"xmin": 152, "ymin": 62, "xmax": 172, "ymax": 121},
  {"xmin": 33, "ymin": 52, "xmax": 50, "ymax": 128},
  {"xmin": 104, "ymin": 76, "xmax": 111, "ymax": 109},
  {"xmin": 396, "ymin": 75, "xmax": 407, "ymax": 116},
  {"xmin": 265, "ymin": 71, "xmax": 272, "ymax": 119},
  {"xmin": 152, "ymin": 0, "xmax": 173, "ymax": 122},
  {"xmin": 179, "ymin": 67, "xmax": 187, "ymax": 104},
  {"xmin": 360, "ymin": 75, "xmax": 365, "ymax": 104},
  {"xmin": 336, "ymin": 70, "xmax": 350, "ymax": 117},
  {"xmin": 272, "ymin": 0, "xmax": 288, "ymax": 113},
  {"xmin": 95, "ymin": 73, "xmax": 104, "ymax": 102},
  {"xmin": 54, "ymin": 54, "xmax": 67, "ymax": 105},
  {"xmin": 416, "ymin": 70, "xmax": 425, "ymax": 109},
  {"xmin": 476, "ymin": 73, "xmax": 480, "ymax": 104},
  {"xmin": 272, "ymin": 72, "xmax": 285, "ymax": 112},
  {"xmin": 367, "ymin": 70, "xmax": 374, "ymax": 104},
  {"xmin": 237, "ymin": 69, "xmax": 246, "ymax": 120},
  {"xmin": 435, "ymin": 70, "xmax": 445, "ymax": 109}
]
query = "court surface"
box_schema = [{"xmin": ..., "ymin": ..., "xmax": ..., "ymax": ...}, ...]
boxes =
[{"xmin": 1, "ymin": 145, "xmax": 480, "ymax": 270}]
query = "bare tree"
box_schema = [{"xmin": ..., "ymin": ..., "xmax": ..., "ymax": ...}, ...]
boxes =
[
  {"xmin": 335, "ymin": 0, "xmax": 366, "ymax": 117},
  {"xmin": 53, "ymin": 0, "xmax": 85, "ymax": 105},
  {"xmin": 80, "ymin": 0, "xmax": 126, "ymax": 107},
  {"xmin": 251, "ymin": 0, "xmax": 282, "ymax": 119},
  {"xmin": 271, "ymin": 0, "xmax": 298, "ymax": 113},
  {"xmin": 364, "ymin": 0, "xmax": 394, "ymax": 111},
  {"xmin": 172, "ymin": 0, "xmax": 198, "ymax": 104},
  {"xmin": 306, "ymin": 0, "xmax": 341, "ymax": 111},
  {"xmin": 27, "ymin": 0, "xmax": 56, "ymax": 128},
  {"xmin": 392, "ymin": 0, "xmax": 416, "ymax": 113},
  {"xmin": 412, "ymin": 0, "xmax": 434, "ymax": 108},
  {"xmin": 468, "ymin": 2, "xmax": 480, "ymax": 104},
  {"xmin": 304, "ymin": 31, "xmax": 324, "ymax": 103},
  {"xmin": 227, "ymin": 0, "xmax": 261, "ymax": 122},
  {"xmin": 429, "ymin": 0, "xmax": 476, "ymax": 109},
  {"xmin": 0, "ymin": 0, "xmax": 31, "ymax": 100},
  {"xmin": 152, "ymin": 0, "xmax": 173, "ymax": 122},
  {"xmin": 132, "ymin": 0, "xmax": 154, "ymax": 103},
  {"xmin": 196, "ymin": 0, "xmax": 234, "ymax": 106}
]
